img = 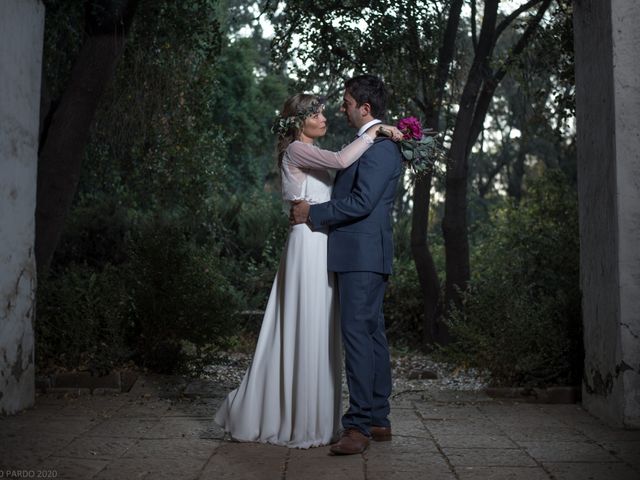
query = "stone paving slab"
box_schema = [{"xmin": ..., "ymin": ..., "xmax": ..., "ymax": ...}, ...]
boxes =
[
  {"xmin": 82, "ymin": 416, "xmax": 159, "ymax": 438},
  {"xmin": 1, "ymin": 433, "xmax": 77, "ymax": 468},
  {"xmin": 51, "ymin": 436, "xmax": 137, "ymax": 461},
  {"xmin": 543, "ymin": 462, "xmax": 640, "ymax": 480},
  {"xmin": 45, "ymin": 457, "xmax": 109, "ymax": 480},
  {"xmin": 455, "ymin": 466, "xmax": 551, "ymax": 480},
  {"xmin": 424, "ymin": 418, "xmax": 506, "ymax": 436},
  {"xmin": 435, "ymin": 434, "xmax": 519, "ymax": 449},
  {"xmin": 442, "ymin": 447, "xmax": 539, "ymax": 467},
  {"xmin": 200, "ymin": 443, "xmax": 285, "ymax": 480},
  {"xmin": 517, "ymin": 440, "xmax": 619, "ymax": 463},
  {"xmin": 1, "ymin": 375, "xmax": 639, "ymax": 480},
  {"xmin": 94, "ymin": 455, "xmax": 206, "ymax": 480},
  {"xmin": 121, "ymin": 437, "xmax": 217, "ymax": 460},
  {"xmin": 288, "ymin": 446, "xmax": 361, "ymax": 479},
  {"xmin": 498, "ymin": 425, "xmax": 588, "ymax": 442}
]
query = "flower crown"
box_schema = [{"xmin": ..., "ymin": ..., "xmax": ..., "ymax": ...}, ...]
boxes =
[{"xmin": 271, "ymin": 99, "xmax": 324, "ymax": 137}]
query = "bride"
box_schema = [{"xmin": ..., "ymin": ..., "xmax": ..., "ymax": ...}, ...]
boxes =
[{"xmin": 214, "ymin": 93, "xmax": 402, "ymax": 448}]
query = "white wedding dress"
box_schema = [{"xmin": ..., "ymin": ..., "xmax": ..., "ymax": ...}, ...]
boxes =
[{"xmin": 214, "ymin": 135, "xmax": 374, "ymax": 448}]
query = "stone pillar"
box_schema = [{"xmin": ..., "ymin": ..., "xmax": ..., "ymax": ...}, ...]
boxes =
[
  {"xmin": 574, "ymin": 0, "xmax": 640, "ymax": 428},
  {"xmin": 0, "ymin": 0, "xmax": 45, "ymax": 415}
]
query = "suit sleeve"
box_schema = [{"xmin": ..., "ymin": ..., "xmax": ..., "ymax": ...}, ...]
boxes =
[{"xmin": 308, "ymin": 140, "xmax": 400, "ymax": 228}]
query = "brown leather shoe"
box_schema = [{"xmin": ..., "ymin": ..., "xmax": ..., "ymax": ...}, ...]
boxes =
[
  {"xmin": 370, "ymin": 425, "xmax": 392, "ymax": 441},
  {"xmin": 329, "ymin": 428, "xmax": 370, "ymax": 455}
]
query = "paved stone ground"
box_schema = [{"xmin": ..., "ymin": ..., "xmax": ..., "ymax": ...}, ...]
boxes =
[{"xmin": 1, "ymin": 374, "xmax": 639, "ymax": 480}]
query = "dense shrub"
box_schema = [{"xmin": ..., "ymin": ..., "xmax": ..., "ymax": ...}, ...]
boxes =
[
  {"xmin": 125, "ymin": 218, "xmax": 243, "ymax": 374},
  {"xmin": 52, "ymin": 192, "xmax": 134, "ymax": 269},
  {"xmin": 220, "ymin": 191, "xmax": 289, "ymax": 314},
  {"xmin": 384, "ymin": 199, "xmax": 446, "ymax": 349},
  {"xmin": 37, "ymin": 214, "xmax": 246, "ymax": 376},
  {"xmin": 440, "ymin": 169, "xmax": 582, "ymax": 386},
  {"xmin": 35, "ymin": 0, "xmax": 267, "ymax": 375},
  {"xmin": 384, "ymin": 256, "xmax": 425, "ymax": 348},
  {"xmin": 36, "ymin": 263, "xmax": 132, "ymax": 375}
]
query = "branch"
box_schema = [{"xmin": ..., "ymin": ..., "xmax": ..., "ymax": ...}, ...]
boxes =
[
  {"xmin": 475, "ymin": 0, "xmax": 500, "ymax": 61},
  {"xmin": 256, "ymin": 0, "xmax": 273, "ymax": 18},
  {"xmin": 495, "ymin": 0, "xmax": 551, "ymax": 85},
  {"xmin": 430, "ymin": 0, "xmax": 464, "ymax": 121},
  {"xmin": 271, "ymin": 13, "xmax": 303, "ymax": 63},
  {"xmin": 330, "ymin": 43, "xmax": 358, "ymax": 66},
  {"xmin": 467, "ymin": 0, "xmax": 551, "ymax": 154},
  {"xmin": 412, "ymin": 96, "xmax": 428, "ymax": 114},
  {"xmin": 495, "ymin": 0, "xmax": 543, "ymax": 40},
  {"xmin": 478, "ymin": 152, "xmax": 508, "ymax": 197},
  {"xmin": 471, "ymin": 0, "xmax": 478, "ymax": 53}
]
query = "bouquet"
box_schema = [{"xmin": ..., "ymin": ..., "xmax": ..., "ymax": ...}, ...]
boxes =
[{"xmin": 394, "ymin": 116, "xmax": 447, "ymax": 177}]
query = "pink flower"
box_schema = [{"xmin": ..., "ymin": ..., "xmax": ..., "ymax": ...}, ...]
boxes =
[{"xmin": 397, "ymin": 116, "xmax": 423, "ymax": 140}]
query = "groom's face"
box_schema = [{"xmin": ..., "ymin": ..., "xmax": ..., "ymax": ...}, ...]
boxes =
[{"xmin": 341, "ymin": 92, "xmax": 368, "ymax": 129}]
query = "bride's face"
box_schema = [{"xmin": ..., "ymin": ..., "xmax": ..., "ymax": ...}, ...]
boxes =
[{"xmin": 300, "ymin": 111, "xmax": 327, "ymax": 141}]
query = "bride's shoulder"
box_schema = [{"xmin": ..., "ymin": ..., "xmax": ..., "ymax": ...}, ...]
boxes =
[
  {"xmin": 288, "ymin": 140, "xmax": 318, "ymax": 150},
  {"xmin": 284, "ymin": 140, "xmax": 300, "ymax": 154},
  {"xmin": 286, "ymin": 140, "xmax": 306, "ymax": 150},
  {"xmin": 284, "ymin": 140, "xmax": 313, "ymax": 161}
]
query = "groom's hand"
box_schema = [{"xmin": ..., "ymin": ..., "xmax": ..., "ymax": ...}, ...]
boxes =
[{"xmin": 290, "ymin": 200, "xmax": 311, "ymax": 226}]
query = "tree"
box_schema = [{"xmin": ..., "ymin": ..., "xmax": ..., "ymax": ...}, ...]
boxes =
[
  {"xmin": 469, "ymin": 1, "xmax": 575, "ymax": 211},
  {"xmin": 267, "ymin": 0, "xmax": 456, "ymax": 345},
  {"xmin": 267, "ymin": 0, "xmax": 554, "ymax": 345},
  {"xmin": 211, "ymin": 37, "xmax": 291, "ymax": 190},
  {"xmin": 37, "ymin": 0, "xmax": 139, "ymax": 273},
  {"xmin": 441, "ymin": 0, "xmax": 552, "ymax": 312}
]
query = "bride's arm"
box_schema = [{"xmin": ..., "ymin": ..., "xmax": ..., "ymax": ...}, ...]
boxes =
[{"xmin": 286, "ymin": 124, "xmax": 403, "ymax": 170}]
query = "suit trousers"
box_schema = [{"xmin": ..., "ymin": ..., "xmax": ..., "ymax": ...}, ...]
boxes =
[{"xmin": 337, "ymin": 271, "xmax": 392, "ymax": 435}]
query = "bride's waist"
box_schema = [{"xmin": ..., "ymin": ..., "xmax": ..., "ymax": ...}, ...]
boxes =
[
  {"xmin": 289, "ymin": 223, "xmax": 329, "ymax": 234},
  {"xmin": 285, "ymin": 197, "xmax": 330, "ymax": 205}
]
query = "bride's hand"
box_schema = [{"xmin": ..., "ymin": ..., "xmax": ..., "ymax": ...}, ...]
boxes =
[{"xmin": 373, "ymin": 124, "xmax": 405, "ymax": 142}]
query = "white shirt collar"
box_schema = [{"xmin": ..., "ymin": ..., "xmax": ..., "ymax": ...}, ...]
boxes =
[{"xmin": 357, "ymin": 119, "xmax": 382, "ymax": 137}]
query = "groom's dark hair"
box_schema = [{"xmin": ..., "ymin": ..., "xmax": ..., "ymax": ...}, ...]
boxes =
[{"xmin": 345, "ymin": 74, "xmax": 387, "ymax": 120}]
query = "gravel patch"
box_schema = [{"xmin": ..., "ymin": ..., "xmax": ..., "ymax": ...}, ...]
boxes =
[
  {"xmin": 390, "ymin": 352, "xmax": 489, "ymax": 397},
  {"xmin": 200, "ymin": 349, "xmax": 489, "ymax": 397}
]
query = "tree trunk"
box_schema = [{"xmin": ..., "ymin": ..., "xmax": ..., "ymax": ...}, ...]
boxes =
[
  {"xmin": 410, "ymin": 172, "xmax": 445, "ymax": 345},
  {"xmin": 442, "ymin": 0, "xmax": 499, "ymax": 311},
  {"xmin": 442, "ymin": 0, "xmax": 550, "ymax": 311},
  {"xmin": 35, "ymin": 0, "xmax": 138, "ymax": 273},
  {"xmin": 410, "ymin": 0, "xmax": 463, "ymax": 348}
]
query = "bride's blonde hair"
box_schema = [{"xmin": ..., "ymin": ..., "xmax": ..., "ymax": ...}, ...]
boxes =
[{"xmin": 275, "ymin": 93, "xmax": 322, "ymax": 167}]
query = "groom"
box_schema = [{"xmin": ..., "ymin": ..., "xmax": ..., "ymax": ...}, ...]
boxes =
[{"xmin": 291, "ymin": 74, "xmax": 403, "ymax": 455}]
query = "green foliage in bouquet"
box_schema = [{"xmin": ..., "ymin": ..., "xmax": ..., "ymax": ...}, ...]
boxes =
[{"xmin": 395, "ymin": 117, "xmax": 447, "ymax": 177}]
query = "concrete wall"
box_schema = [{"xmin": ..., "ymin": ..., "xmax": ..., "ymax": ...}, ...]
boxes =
[
  {"xmin": 574, "ymin": 0, "xmax": 640, "ymax": 428},
  {"xmin": 0, "ymin": 0, "xmax": 45, "ymax": 415}
]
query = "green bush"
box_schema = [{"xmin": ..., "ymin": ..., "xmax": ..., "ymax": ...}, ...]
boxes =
[
  {"xmin": 126, "ymin": 217, "xmax": 244, "ymax": 374},
  {"xmin": 36, "ymin": 0, "xmax": 292, "ymax": 375},
  {"xmin": 219, "ymin": 190, "xmax": 289, "ymax": 314},
  {"xmin": 384, "ymin": 256, "xmax": 425, "ymax": 348},
  {"xmin": 440, "ymin": 169, "xmax": 582, "ymax": 386},
  {"xmin": 35, "ymin": 262, "xmax": 132, "ymax": 375},
  {"xmin": 52, "ymin": 192, "xmax": 134, "ymax": 269},
  {"xmin": 39, "ymin": 204, "xmax": 248, "ymax": 376}
]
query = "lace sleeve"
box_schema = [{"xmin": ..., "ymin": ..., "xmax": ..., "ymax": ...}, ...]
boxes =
[{"xmin": 286, "ymin": 134, "xmax": 374, "ymax": 170}]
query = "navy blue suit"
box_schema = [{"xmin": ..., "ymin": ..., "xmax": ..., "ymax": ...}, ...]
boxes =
[{"xmin": 309, "ymin": 137, "xmax": 403, "ymax": 435}]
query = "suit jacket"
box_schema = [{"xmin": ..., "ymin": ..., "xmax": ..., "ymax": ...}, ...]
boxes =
[{"xmin": 308, "ymin": 137, "xmax": 403, "ymax": 274}]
